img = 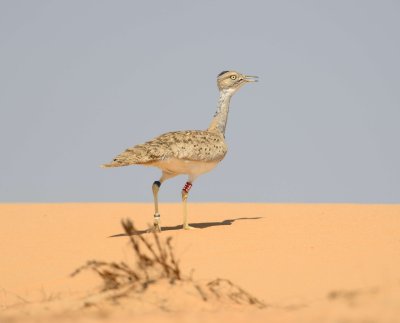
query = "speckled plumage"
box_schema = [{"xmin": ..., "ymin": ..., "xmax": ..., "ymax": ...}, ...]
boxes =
[{"xmin": 102, "ymin": 130, "xmax": 227, "ymax": 167}]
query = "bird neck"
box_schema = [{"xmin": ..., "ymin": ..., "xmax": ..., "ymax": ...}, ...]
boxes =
[{"xmin": 207, "ymin": 89, "xmax": 234, "ymax": 135}]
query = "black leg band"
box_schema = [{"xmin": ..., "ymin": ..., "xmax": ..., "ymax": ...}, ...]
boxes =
[{"xmin": 153, "ymin": 181, "xmax": 161, "ymax": 188}]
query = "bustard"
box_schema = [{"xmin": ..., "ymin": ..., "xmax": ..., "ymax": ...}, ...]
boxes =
[{"xmin": 102, "ymin": 71, "xmax": 258, "ymax": 231}]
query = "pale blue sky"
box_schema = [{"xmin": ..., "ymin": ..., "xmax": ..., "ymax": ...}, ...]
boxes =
[{"xmin": 1, "ymin": 1, "xmax": 399, "ymax": 202}]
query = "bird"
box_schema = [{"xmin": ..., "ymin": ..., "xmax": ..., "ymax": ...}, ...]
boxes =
[{"xmin": 102, "ymin": 70, "xmax": 258, "ymax": 232}]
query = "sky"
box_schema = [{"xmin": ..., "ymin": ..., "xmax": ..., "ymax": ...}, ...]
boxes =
[{"xmin": 1, "ymin": 0, "xmax": 399, "ymax": 203}]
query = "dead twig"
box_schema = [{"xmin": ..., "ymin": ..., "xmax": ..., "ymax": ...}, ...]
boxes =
[{"xmin": 71, "ymin": 219, "xmax": 182, "ymax": 292}]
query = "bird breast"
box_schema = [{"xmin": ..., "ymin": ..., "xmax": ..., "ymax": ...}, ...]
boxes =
[{"xmin": 151, "ymin": 158, "xmax": 221, "ymax": 178}]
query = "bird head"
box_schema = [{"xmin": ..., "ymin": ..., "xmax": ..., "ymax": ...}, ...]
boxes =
[{"xmin": 217, "ymin": 71, "xmax": 258, "ymax": 92}]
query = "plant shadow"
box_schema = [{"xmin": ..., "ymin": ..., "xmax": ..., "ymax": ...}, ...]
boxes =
[{"xmin": 109, "ymin": 217, "xmax": 263, "ymax": 237}]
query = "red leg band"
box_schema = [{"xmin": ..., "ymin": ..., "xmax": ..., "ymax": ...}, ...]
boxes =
[{"xmin": 183, "ymin": 182, "xmax": 192, "ymax": 193}]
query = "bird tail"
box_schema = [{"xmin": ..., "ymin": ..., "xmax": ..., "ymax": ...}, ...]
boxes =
[
  {"xmin": 101, "ymin": 161, "xmax": 131, "ymax": 168},
  {"xmin": 101, "ymin": 163, "xmax": 116, "ymax": 168},
  {"xmin": 101, "ymin": 144, "xmax": 158, "ymax": 168}
]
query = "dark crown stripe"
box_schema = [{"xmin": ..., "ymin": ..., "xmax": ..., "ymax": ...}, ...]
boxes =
[{"xmin": 218, "ymin": 70, "xmax": 229, "ymax": 77}]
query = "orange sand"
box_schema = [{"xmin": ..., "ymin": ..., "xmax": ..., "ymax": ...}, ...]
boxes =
[{"xmin": 1, "ymin": 203, "xmax": 400, "ymax": 322}]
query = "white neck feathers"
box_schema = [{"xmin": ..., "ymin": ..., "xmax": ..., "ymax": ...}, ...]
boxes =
[{"xmin": 207, "ymin": 89, "xmax": 234, "ymax": 135}]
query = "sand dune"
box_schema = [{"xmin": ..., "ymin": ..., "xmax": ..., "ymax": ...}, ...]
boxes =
[{"xmin": 1, "ymin": 203, "xmax": 399, "ymax": 322}]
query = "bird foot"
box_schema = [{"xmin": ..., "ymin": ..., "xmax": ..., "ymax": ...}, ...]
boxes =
[
  {"xmin": 183, "ymin": 224, "xmax": 196, "ymax": 230},
  {"xmin": 147, "ymin": 222, "xmax": 161, "ymax": 233}
]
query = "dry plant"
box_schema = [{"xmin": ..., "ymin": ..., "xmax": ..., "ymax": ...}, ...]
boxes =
[
  {"xmin": 207, "ymin": 278, "xmax": 265, "ymax": 308},
  {"xmin": 71, "ymin": 219, "xmax": 181, "ymax": 292},
  {"xmin": 71, "ymin": 219, "xmax": 266, "ymax": 309}
]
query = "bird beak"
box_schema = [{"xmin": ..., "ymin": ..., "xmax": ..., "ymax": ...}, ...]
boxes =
[{"xmin": 244, "ymin": 75, "xmax": 259, "ymax": 82}]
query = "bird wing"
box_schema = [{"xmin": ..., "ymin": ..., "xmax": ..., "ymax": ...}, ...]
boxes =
[{"xmin": 102, "ymin": 130, "xmax": 227, "ymax": 167}]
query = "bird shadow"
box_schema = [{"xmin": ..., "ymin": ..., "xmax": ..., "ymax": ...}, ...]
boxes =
[{"xmin": 109, "ymin": 217, "xmax": 263, "ymax": 237}]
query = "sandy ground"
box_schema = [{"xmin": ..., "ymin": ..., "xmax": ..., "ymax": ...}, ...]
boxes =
[{"xmin": 0, "ymin": 203, "xmax": 400, "ymax": 322}]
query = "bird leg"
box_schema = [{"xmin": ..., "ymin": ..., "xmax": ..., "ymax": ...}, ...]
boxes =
[
  {"xmin": 151, "ymin": 180, "xmax": 162, "ymax": 232},
  {"xmin": 182, "ymin": 182, "xmax": 195, "ymax": 230}
]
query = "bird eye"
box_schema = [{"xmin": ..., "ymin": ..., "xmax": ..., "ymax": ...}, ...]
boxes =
[{"xmin": 230, "ymin": 75, "xmax": 237, "ymax": 80}]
